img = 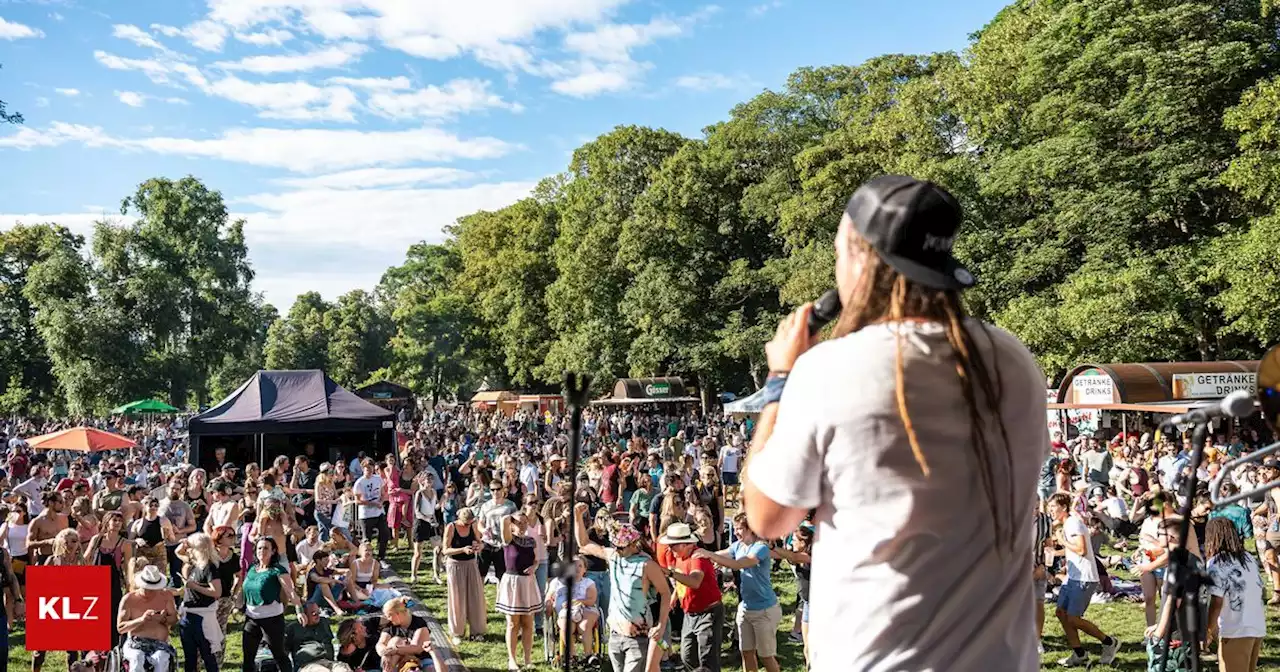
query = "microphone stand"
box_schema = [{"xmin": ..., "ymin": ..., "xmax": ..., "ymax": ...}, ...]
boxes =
[
  {"xmin": 1156, "ymin": 419, "xmax": 1212, "ymax": 672},
  {"xmin": 559, "ymin": 372, "xmax": 592, "ymax": 672}
]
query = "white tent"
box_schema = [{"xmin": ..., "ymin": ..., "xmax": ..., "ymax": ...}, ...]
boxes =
[{"xmin": 723, "ymin": 388, "xmax": 769, "ymax": 416}]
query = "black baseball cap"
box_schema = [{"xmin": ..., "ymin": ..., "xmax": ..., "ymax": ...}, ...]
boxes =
[{"xmin": 844, "ymin": 175, "xmax": 975, "ymax": 290}]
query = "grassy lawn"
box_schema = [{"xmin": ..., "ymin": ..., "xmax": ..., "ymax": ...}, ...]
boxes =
[{"xmin": 385, "ymin": 546, "xmax": 808, "ymax": 672}]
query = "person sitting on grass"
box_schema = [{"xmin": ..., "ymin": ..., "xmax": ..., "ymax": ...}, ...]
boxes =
[
  {"xmin": 306, "ymin": 550, "xmax": 348, "ymax": 615},
  {"xmin": 376, "ymin": 597, "xmax": 445, "ymax": 672},
  {"xmin": 287, "ymin": 601, "xmax": 335, "ymax": 670},
  {"xmin": 337, "ymin": 616, "xmax": 382, "ymax": 672}
]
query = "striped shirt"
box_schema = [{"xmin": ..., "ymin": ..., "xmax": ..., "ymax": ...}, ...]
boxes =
[{"xmin": 1032, "ymin": 511, "xmax": 1051, "ymax": 567}]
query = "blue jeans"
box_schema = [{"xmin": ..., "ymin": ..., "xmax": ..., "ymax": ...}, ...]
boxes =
[
  {"xmin": 586, "ymin": 570, "xmax": 610, "ymax": 623},
  {"xmin": 535, "ymin": 561, "xmax": 549, "ymax": 631},
  {"xmin": 179, "ymin": 611, "xmax": 218, "ymax": 672},
  {"xmin": 316, "ymin": 510, "xmax": 333, "ymax": 542}
]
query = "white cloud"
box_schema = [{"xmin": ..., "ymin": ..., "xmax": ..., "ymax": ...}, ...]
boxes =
[
  {"xmin": 234, "ymin": 28, "xmax": 293, "ymax": 46},
  {"xmin": 199, "ymin": 75, "xmax": 361, "ymax": 121},
  {"xmin": 201, "ymin": 0, "xmax": 631, "ymax": 63},
  {"xmin": 326, "ymin": 75, "xmax": 411, "ymax": 91},
  {"xmin": 549, "ymin": 14, "xmax": 706, "ymax": 96},
  {"xmin": 185, "ymin": 20, "xmax": 229, "ymax": 51},
  {"xmin": 35, "ymin": 97, "xmax": 49, "ymax": 107},
  {"xmin": 213, "ymin": 43, "xmax": 367, "ymax": 74},
  {"xmin": 238, "ymin": 181, "xmax": 536, "ymax": 249},
  {"xmin": 115, "ymin": 91, "xmax": 146, "ymax": 107},
  {"xmin": 94, "ymin": 50, "xmax": 176, "ymax": 84},
  {"xmin": 93, "ymin": 49, "xmax": 363, "ymax": 121},
  {"xmin": 563, "ymin": 18, "xmax": 681, "ymax": 62},
  {"xmin": 0, "ymin": 16, "xmax": 43, "ymax": 40},
  {"xmin": 0, "ymin": 122, "xmax": 117, "ymax": 150},
  {"xmin": 50, "ymin": 13, "xmax": 64, "ymax": 22},
  {"xmin": 551, "ymin": 61, "xmax": 641, "ymax": 97},
  {"xmin": 54, "ymin": 87, "xmax": 79, "ymax": 96},
  {"xmin": 0, "ymin": 122, "xmax": 518, "ymax": 172},
  {"xmin": 111, "ymin": 91, "xmax": 187, "ymax": 108},
  {"xmin": 273, "ymin": 167, "xmax": 476, "ymax": 190},
  {"xmin": 367, "ymin": 79, "xmax": 523, "ymax": 120},
  {"xmin": 674, "ymin": 73, "xmax": 750, "ymax": 91},
  {"xmin": 112, "ymin": 24, "xmax": 170, "ymax": 52},
  {"xmin": 150, "ymin": 20, "xmax": 227, "ymax": 51}
]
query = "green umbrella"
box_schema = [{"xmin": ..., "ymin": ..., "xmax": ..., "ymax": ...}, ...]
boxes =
[{"xmin": 111, "ymin": 399, "xmax": 180, "ymax": 415}]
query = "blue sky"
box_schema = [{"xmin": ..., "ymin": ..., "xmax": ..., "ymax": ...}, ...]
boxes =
[{"xmin": 0, "ymin": 0, "xmax": 1009, "ymax": 310}]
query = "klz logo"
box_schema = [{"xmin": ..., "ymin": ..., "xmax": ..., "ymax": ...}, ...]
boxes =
[
  {"xmin": 25, "ymin": 565, "xmax": 111, "ymax": 651},
  {"xmin": 37, "ymin": 596, "xmax": 100, "ymax": 620}
]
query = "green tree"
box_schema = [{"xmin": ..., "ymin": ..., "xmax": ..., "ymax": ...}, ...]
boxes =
[
  {"xmin": 542, "ymin": 126, "xmax": 687, "ymax": 390},
  {"xmin": 26, "ymin": 229, "xmax": 148, "ymax": 414},
  {"xmin": 0, "ymin": 224, "xmax": 83, "ymax": 412},
  {"xmin": 265, "ymin": 292, "xmax": 331, "ymax": 370},
  {"xmin": 452, "ymin": 192, "xmax": 558, "ymax": 388},
  {"xmin": 953, "ymin": 0, "xmax": 1279, "ymax": 373},
  {"xmin": 381, "ymin": 243, "xmax": 487, "ymax": 404},
  {"xmin": 90, "ymin": 177, "xmax": 260, "ymax": 406},
  {"xmin": 325, "ymin": 290, "xmax": 391, "ymax": 387}
]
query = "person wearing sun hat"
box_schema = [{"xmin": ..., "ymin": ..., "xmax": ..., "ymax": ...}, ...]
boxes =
[
  {"xmin": 741, "ymin": 175, "xmax": 1054, "ymax": 671},
  {"xmin": 574, "ymin": 503, "xmax": 671, "ymax": 672},
  {"xmin": 118, "ymin": 564, "xmax": 179, "ymax": 672},
  {"xmin": 660, "ymin": 521, "xmax": 724, "ymax": 671}
]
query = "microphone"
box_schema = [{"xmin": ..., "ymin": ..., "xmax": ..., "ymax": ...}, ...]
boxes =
[
  {"xmin": 1160, "ymin": 390, "xmax": 1255, "ymax": 428},
  {"xmin": 807, "ymin": 289, "xmax": 843, "ymax": 336}
]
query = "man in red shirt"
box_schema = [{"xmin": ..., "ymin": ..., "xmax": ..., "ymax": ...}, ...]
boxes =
[
  {"xmin": 55, "ymin": 462, "xmax": 89, "ymax": 491},
  {"xmin": 661, "ymin": 522, "xmax": 724, "ymax": 672}
]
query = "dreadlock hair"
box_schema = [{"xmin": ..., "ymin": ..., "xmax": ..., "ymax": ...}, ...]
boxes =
[
  {"xmin": 830, "ymin": 234, "xmax": 1014, "ymax": 552},
  {"xmin": 1204, "ymin": 517, "xmax": 1250, "ymax": 567}
]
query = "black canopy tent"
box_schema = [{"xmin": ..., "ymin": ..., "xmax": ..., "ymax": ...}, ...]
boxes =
[{"xmin": 189, "ymin": 370, "xmax": 396, "ymax": 473}]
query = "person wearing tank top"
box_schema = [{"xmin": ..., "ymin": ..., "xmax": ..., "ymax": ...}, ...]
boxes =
[
  {"xmin": 133, "ymin": 497, "xmax": 174, "ymax": 579},
  {"xmin": 441, "ymin": 508, "xmax": 485, "ymax": 644},
  {"xmin": 574, "ymin": 503, "xmax": 670, "ymax": 672}
]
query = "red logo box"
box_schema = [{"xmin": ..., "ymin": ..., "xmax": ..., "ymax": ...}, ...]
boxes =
[{"xmin": 25, "ymin": 565, "xmax": 112, "ymax": 651}]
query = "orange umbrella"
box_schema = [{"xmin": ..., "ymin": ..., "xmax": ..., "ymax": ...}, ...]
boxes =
[{"xmin": 26, "ymin": 427, "xmax": 138, "ymax": 452}]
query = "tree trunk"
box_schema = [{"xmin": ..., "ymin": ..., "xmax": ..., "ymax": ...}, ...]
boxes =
[{"xmin": 697, "ymin": 372, "xmax": 714, "ymax": 417}]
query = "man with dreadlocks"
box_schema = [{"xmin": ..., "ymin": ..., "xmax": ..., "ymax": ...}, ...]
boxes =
[{"xmin": 740, "ymin": 175, "xmax": 1051, "ymax": 671}]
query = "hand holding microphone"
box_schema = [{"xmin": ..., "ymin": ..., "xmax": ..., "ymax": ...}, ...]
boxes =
[{"xmin": 766, "ymin": 289, "xmax": 843, "ymax": 374}]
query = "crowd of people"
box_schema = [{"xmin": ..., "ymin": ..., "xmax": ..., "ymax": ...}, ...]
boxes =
[
  {"xmin": 6, "ymin": 396, "xmax": 1280, "ymax": 672},
  {"xmin": 0, "ymin": 404, "xmax": 810, "ymax": 672},
  {"xmin": 1033, "ymin": 427, "xmax": 1276, "ymax": 670}
]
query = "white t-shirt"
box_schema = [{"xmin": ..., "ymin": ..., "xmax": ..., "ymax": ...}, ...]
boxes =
[
  {"xmin": 749, "ymin": 320, "xmax": 1048, "ymax": 672},
  {"xmin": 296, "ymin": 538, "xmax": 322, "ymax": 565},
  {"xmin": 1207, "ymin": 554, "xmax": 1267, "ymax": 639},
  {"xmin": 1063, "ymin": 515, "xmax": 1098, "ymax": 582},
  {"xmin": 719, "ymin": 446, "xmax": 742, "ymax": 474},
  {"xmin": 1102, "ymin": 496, "xmax": 1127, "ymax": 520},
  {"xmin": 353, "ymin": 474, "xmax": 384, "ymax": 520}
]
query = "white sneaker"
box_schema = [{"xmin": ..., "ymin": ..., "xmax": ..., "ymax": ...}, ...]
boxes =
[
  {"xmin": 1099, "ymin": 637, "xmax": 1121, "ymax": 665},
  {"xmin": 1058, "ymin": 652, "xmax": 1089, "ymax": 667}
]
